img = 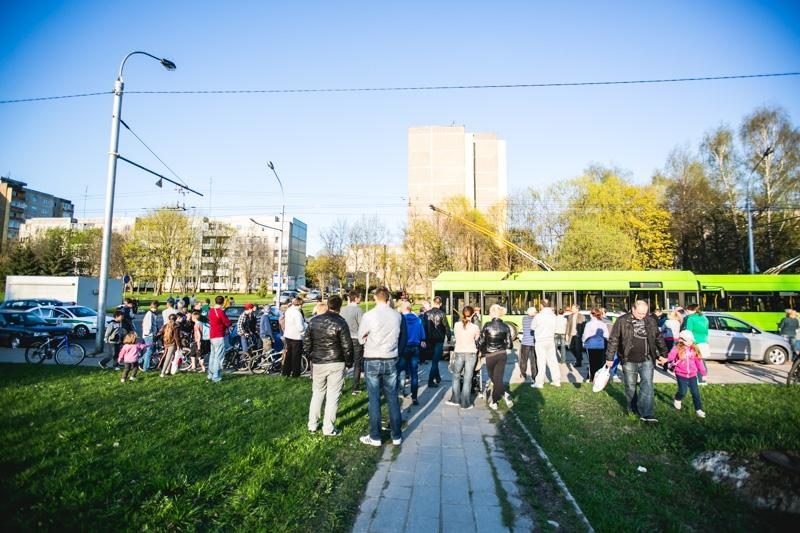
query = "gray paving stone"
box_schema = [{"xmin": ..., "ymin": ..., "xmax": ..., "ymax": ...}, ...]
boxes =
[
  {"xmin": 441, "ymin": 475, "xmax": 470, "ymax": 504},
  {"xmin": 468, "ymin": 469, "xmax": 496, "ymax": 494},
  {"xmin": 352, "ymin": 497, "xmax": 379, "ymax": 533},
  {"xmin": 370, "ymin": 497, "xmax": 409, "ymax": 533},
  {"xmin": 493, "ymin": 458, "xmax": 517, "ymax": 482},
  {"xmin": 383, "ymin": 482, "xmax": 413, "ymax": 500},
  {"xmin": 441, "ymin": 504, "xmax": 476, "ymax": 533},
  {"xmin": 470, "ymin": 489, "xmax": 500, "ymax": 508},
  {"xmin": 409, "ymin": 484, "xmax": 441, "ymax": 518},
  {"xmin": 391, "ymin": 455, "xmax": 418, "ymax": 474},
  {"xmin": 474, "ymin": 504, "xmax": 507, "ymax": 533},
  {"xmin": 404, "ymin": 511, "xmax": 440, "ymax": 533},
  {"xmin": 388, "ymin": 469, "xmax": 415, "ymax": 487}
]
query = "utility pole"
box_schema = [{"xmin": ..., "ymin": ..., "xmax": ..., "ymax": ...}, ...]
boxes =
[{"xmin": 746, "ymin": 146, "xmax": 774, "ymax": 274}]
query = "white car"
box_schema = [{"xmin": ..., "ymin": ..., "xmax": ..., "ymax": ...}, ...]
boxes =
[
  {"xmin": 705, "ymin": 312, "xmax": 791, "ymax": 365},
  {"xmin": 29, "ymin": 305, "xmax": 114, "ymax": 338}
]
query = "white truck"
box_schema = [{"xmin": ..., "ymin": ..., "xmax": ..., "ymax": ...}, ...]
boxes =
[{"xmin": 4, "ymin": 276, "xmax": 124, "ymax": 309}]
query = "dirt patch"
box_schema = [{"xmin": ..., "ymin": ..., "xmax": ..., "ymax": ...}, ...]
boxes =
[
  {"xmin": 693, "ymin": 451, "xmax": 800, "ymax": 514},
  {"xmin": 498, "ymin": 416, "xmax": 585, "ymax": 531}
]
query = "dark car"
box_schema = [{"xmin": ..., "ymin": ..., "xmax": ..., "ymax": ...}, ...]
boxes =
[
  {"xmin": 0, "ymin": 311, "xmax": 74, "ymax": 349},
  {"xmin": 224, "ymin": 305, "xmax": 246, "ymax": 322},
  {"xmin": 0, "ymin": 299, "xmax": 68, "ymax": 311}
]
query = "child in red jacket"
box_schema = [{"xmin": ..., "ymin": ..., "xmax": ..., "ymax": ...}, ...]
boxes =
[{"xmin": 667, "ymin": 330, "xmax": 707, "ymax": 418}]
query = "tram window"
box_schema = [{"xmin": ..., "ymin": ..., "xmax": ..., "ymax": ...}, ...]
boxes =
[
  {"xmin": 483, "ymin": 291, "xmax": 509, "ymax": 316},
  {"xmin": 778, "ymin": 293, "xmax": 799, "ymax": 310},
  {"xmin": 602, "ymin": 293, "xmax": 629, "ymax": 313},
  {"xmin": 666, "ymin": 292, "xmax": 680, "ymax": 310},
  {"xmin": 576, "ymin": 291, "xmax": 601, "ymax": 310},
  {"xmin": 560, "ymin": 292, "xmax": 575, "ymax": 312},
  {"xmin": 509, "ymin": 291, "xmax": 537, "ymax": 315},
  {"xmin": 434, "ymin": 291, "xmax": 450, "ymax": 316},
  {"xmin": 543, "ymin": 292, "xmax": 557, "ymax": 309},
  {"xmin": 702, "ymin": 291, "xmax": 727, "ymax": 311}
]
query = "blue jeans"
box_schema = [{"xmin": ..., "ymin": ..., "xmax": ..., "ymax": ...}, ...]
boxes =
[
  {"xmin": 365, "ymin": 358, "xmax": 402, "ymax": 441},
  {"xmin": 397, "ymin": 346, "xmax": 420, "ymax": 399},
  {"xmin": 208, "ymin": 338, "xmax": 225, "ymax": 382},
  {"xmin": 141, "ymin": 335, "xmax": 154, "ymax": 371},
  {"xmin": 622, "ymin": 359, "xmax": 655, "ymax": 418},
  {"xmin": 675, "ymin": 375, "xmax": 703, "ymax": 410},
  {"xmin": 450, "ymin": 352, "xmax": 477, "ymax": 408},
  {"xmin": 429, "ymin": 342, "xmax": 444, "ymax": 385}
]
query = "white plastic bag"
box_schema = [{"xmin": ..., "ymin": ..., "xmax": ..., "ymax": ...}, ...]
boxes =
[
  {"xmin": 592, "ymin": 366, "xmax": 611, "ymax": 392},
  {"xmin": 170, "ymin": 354, "xmax": 182, "ymax": 375}
]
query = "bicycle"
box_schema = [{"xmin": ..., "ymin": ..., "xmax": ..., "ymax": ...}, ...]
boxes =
[
  {"xmin": 25, "ymin": 335, "xmax": 86, "ymax": 366},
  {"xmin": 248, "ymin": 348, "xmax": 309, "ymax": 375},
  {"xmin": 788, "ymin": 357, "xmax": 800, "ymax": 385}
]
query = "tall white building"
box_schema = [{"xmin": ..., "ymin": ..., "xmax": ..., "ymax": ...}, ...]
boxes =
[{"xmin": 407, "ymin": 125, "xmax": 507, "ymax": 220}]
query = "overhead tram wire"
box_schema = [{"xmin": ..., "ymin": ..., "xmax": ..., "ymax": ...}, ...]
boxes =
[
  {"xmin": 2, "ymin": 71, "xmax": 799, "ymax": 104},
  {"xmin": 119, "ymin": 119, "xmax": 190, "ymax": 187}
]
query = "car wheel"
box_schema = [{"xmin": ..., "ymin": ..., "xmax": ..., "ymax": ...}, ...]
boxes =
[
  {"xmin": 9, "ymin": 336, "xmax": 21, "ymax": 350},
  {"xmin": 74, "ymin": 325, "xmax": 90, "ymax": 338},
  {"xmin": 764, "ymin": 346, "xmax": 788, "ymax": 365}
]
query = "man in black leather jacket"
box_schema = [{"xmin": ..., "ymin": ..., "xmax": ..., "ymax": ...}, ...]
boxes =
[
  {"xmin": 479, "ymin": 304, "xmax": 514, "ymax": 410},
  {"xmin": 424, "ymin": 296, "xmax": 451, "ymax": 387},
  {"xmin": 605, "ymin": 300, "xmax": 668, "ymax": 423},
  {"xmin": 304, "ymin": 295, "xmax": 354, "ymax": 436}
]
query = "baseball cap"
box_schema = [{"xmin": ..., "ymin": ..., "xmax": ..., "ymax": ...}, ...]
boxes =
[
  {"xmin": 244, "ymin": 303, "xmax": 255, "ymax": 310},
  {"xmin": 678, "ymin": 330, "xmax": 695, "ymax": 344}
]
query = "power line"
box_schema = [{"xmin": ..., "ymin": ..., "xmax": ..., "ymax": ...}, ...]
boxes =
[
  {"xmin": 119, "ymin": 119, "xmax": 189, "ymax": 187},
  {"xmin": 2, "ymin": 71, "xmax": 799, "ymax": 105}
]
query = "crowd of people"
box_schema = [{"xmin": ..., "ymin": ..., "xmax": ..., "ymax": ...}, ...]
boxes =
[{"xmin": 96, "ymin": 289, "xmax": 759, "ymax": 447}]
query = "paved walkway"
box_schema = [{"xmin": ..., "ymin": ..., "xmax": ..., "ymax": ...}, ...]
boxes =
[{"xmin": 352, "ymin": 355, "xmax": 534, "ymax": 533}]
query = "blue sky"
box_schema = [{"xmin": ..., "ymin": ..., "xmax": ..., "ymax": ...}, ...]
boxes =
[{"xmin": 1, "ymin": 0, "xmax": 799, "ymax": 253}]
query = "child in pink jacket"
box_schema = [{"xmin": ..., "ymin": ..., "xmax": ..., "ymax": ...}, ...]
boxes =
[
  {"xmin": 117, "ymin": 332, "xmax": 145, "ymax": 383},
  {"xmin": 667, "ymin": 330, "xmax": 707, "ymax": 418}
]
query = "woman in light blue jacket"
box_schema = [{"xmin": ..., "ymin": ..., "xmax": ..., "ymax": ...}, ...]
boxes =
[{"xmin": 582, "ymin": 308, "xmax": 609, "ymax": 382}]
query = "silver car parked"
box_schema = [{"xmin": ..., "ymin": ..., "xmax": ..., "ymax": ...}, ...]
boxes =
[{"xmin": 705, "ymin": 312, "xmax": 791, "ymax": 365}]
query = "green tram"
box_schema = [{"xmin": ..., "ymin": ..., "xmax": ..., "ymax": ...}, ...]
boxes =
[{"xmin": 431, "ymin": 271, "xmax": 800, "ymax": 335}]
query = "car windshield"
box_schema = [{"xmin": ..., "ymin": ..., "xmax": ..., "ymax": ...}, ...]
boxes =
[{"xmin": 67, "ymin": 306, "xmax": 96, "ymax": 317}]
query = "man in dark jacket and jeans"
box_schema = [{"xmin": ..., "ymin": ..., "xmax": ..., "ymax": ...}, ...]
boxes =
[
  {"xmin": 605, "ymin": 300, "xmax": 668, "ymax": 423},
  {"xmin": 304, "ymin": 295, "xmax": 354, "ymax": 436},
  {"xmin": 425, "ymin": 296, "xmax": 451, "ymax": 387}
]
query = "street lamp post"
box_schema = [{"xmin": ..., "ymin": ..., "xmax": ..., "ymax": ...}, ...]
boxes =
[
  {"xmin": 95, "ymin": 51, "xmax": 176, "ymax": 354},
  {"xmin": 267, "ymin": 162, "xmax": 286, "ymax": 297}
]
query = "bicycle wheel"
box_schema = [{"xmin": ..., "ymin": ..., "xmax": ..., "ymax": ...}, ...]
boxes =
[
  {"xmin": 179, "ymin": 348, "xmax": 192, "ymax": 372},
  {"xmin": 55, "ymin": 342, "xmax": 86, "ymax": 366},
  {"xmin": 25, "ymin": 342, "xmax": 47, "ymax": 364},
  {"xmin": 301, "ymin": 355, "xmax": 310, "ymax": 375},
  {"xmin": 788, "ymin": 359, "xmax": 800, "ymax": 385},
  {"xmin": 264, "ymin": 350, "xmax": 282, "ymax": 374},
  {"xmin": 248, "ymin": 350, "xmax": 268, "ymax": 375}
]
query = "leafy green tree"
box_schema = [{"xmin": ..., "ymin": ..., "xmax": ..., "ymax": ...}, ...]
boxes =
[
  {"xmin": 557, "ymin": 171, "xmax": 674, "ymax": 270},
  {"xmin": 739, "ymin": 106, "xmax": 800, "ymax": 269},
  {"xmin": 554, "ymin": 218, "xmax": 636, "ymax": 270}
]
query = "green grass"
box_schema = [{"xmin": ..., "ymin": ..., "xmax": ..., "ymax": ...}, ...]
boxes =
[
  {"xmin": 506, "ymin": 382, "xmax": 800, "ymax": 532},
  {"xmin": 0, "ymin": 364, "xmax": 382, "ymax": 532}
]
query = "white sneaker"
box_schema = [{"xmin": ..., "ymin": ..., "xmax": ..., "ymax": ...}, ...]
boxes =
[
  {"xmin": 696, "ymin": 410, "xmax": 706, "ymax": 418},
  {"xmin": 445, "ymin": 400, "xmax": 459, "ymax": 407},
  {"xmin": 359, "ymin": 435, "xmax": 382, "ymax": 447},
  {"xmin": 673, "ymin": 399, "xmax": 682, "ymax": 410},
  {"xmin": 531, "ymin": 383, "xmax": 544, "ymax": 389},
  {"xmin": 489, "ymin": 402, "xmax": 498, "ymax": 411},
  {"xmin": 549, "ymin": 382, "xmax": 561, "ymax": 387},
  {"xmin": 120, "ymin": 378, "xmax": 125, "ymax": 383},
  {"xmin": 698, "ymin": 381, "xmax": 708, "ymax": 386},
  {"xmin": 392, "ymin": 437, "xmax": 402, "ymax": 446}
]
